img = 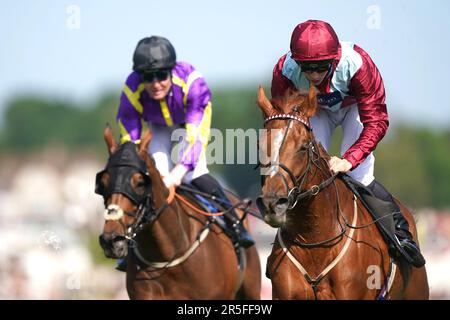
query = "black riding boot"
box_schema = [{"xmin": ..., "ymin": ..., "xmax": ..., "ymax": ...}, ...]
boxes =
[
  {"xmin": 367, "ymin": 180, "xmax": 426, "ymax": 268},
  {"xmin": 191, "ymin": 174, "xmax": 255, "ymax": 248}
]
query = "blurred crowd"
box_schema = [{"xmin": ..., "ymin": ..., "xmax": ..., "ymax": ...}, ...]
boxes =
[
  {"xmin": 0, "ymin": 154, "xmax": 126, "ymax": 299},
  {"xmin": 0, "ymin": 156, "xmax": 449, "ymax": 299}
]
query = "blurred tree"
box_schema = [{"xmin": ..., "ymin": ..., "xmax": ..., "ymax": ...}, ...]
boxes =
[
  {"xmin": 0, "ymin": 93, "xmax": 119, "ymax": 152},
  {"xmin": 375, "ymin": 126, "xmax": 433, "ymax": 208}
]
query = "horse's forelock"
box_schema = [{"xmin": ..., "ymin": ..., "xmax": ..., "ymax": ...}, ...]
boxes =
[{"xmin": 271, "ymin": 89, "xmax": 307, "ymax": 114}]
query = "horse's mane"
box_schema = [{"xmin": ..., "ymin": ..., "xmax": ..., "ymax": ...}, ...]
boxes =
[{"xmin": 271, "ymin": 89, "xmax": 307, "ymax": 114}]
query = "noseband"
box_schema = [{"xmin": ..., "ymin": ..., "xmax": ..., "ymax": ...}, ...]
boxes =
[{"xmin": 262, "ymin": 106, "xmax": 337, "ymax": 209}]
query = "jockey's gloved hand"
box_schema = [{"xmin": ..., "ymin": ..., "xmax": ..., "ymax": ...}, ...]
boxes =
[
  {"xmin": 163, "ymin": 164, "xmax": 188, "ymax": 189},
  {"xmin": 329, "ymin": 156, "xmax": 352, "ymax": 174}
]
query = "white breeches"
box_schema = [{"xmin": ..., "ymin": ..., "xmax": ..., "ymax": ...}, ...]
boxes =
[
  {"xmin": 147, "ymin": 123, "xmax": 209, "ymax": 182},
  {"xmin": 310, "ymin": 104, "xmax": 375, "ymax": 186}
]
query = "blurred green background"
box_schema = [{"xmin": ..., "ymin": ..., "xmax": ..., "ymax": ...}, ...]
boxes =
[{"xmin": 2, "ymin": 87, "xmax": 449, "ymax": 209}]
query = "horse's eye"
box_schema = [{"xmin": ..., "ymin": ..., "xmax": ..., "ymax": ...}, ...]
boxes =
[
  {"xmin": 136, "ymin": 181, "xmax": 146, "ymax": 188},
  {"xmin": 135, "ymin": 181, "xmax": 147, "ymax": 196},
  {"xmin": 296, "ymin": 143, "xmax": 308, "ymax": 153},
  {"xmin": 131, "ymin": 173, "xmax": 148, "ymax": 196}
]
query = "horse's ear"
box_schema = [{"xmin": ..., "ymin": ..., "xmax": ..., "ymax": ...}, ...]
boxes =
[
  {"xmin": 104, "ymin": 124, "xmax": 117, "ymax": 155},
  {"xmin": 302, "ymin": 83, "xmax": 318, "ymax": 118},
  {"xmin": 139, "ymin": 129, "xmax": 153, "ymax": 154},
  {"xmin": 257, "ymin": 86, "xmax": 273, "ymax": 117}
]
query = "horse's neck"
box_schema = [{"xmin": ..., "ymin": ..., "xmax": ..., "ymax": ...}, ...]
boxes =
[
  {"xmin": 137, "ymin": 165, "xmax": 193, "ymax": 262},
  {"xmin": 286, "ymin": 147, "xmax": 344, "ymax": 242}
]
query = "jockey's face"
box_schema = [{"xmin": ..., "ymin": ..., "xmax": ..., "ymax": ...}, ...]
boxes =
[
  {"xmin": 296, "ymin": 59, "xmax": 332, "ymax": 86},
  {"xmin": 303, "ymin": 70, "xmax": 329, "ymax": 86},
  {"xmin": 142, "ymin": 70, "xmax": 172, "ymax": 100}
]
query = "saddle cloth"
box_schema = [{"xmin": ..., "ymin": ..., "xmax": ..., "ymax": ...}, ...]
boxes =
[{"xmin": 175, "ymin": 183, "xmax": 247, "ymax": 269}]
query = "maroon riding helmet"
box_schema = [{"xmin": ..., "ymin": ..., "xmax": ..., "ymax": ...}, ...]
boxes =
[{"xmin": 290, "ymin": 20, "xmax": 340, "ymax": 62}]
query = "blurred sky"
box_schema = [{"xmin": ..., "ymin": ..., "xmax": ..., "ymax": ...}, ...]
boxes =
[{"xmin": 1, "ymin": 0, "xmax": 450, "ymax": 127}]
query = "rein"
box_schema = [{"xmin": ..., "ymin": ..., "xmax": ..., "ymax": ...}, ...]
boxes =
[
  {"xmin": 107, "ymin": 175, "xmax": 252, "ymax": 270},
  {"xmin": 262, "ymin": 107, "xmax": 362, "ymax": 298},
  {"xmin": 123, "ymin": 184, "xmax": 176, "ymax": 240},
  {"xmin": 262, "ymin": 109, "xmax": 337, "ymax": 208},
  {"xmin": 262, "ymin": 105, "xmax": 399, "ymax": 299},
  {"xmin": 123, "ymin": 181, "xmax": 218, "ymax": 270},
  {"xmin": 262, "ymin": 109, "xmax": 344, "ymax": 248}
]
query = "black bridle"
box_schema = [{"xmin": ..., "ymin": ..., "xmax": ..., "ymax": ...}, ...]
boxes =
[
  {"xmin": 95, "ymin": 142, "xmax": 169, "ymax": 241},
  {"xmin": 261, "ymin": 106, "xmax": 399, "ymax": 299},
  {"xmin": 260, "ymin": 106, "xmax": 353, "ymax": 250},
  {"xmin": 261, "ymin": 106, "xmax": 338, "ymax": 210}
]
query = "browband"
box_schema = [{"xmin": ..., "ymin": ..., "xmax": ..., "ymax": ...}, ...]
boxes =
[{"xmin": 264, "ymin": 113, "xmax": 311, "ymax": 130}]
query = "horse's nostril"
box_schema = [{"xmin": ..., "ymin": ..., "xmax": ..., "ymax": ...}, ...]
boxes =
[
  {"xmin": 276, "ymin": 197, "xmax": 289, "ymax": 207},
  {"xmin": 256, "ymin": 195, "xmax": 289, "ymax": 214},
  {"xmin": 99, "ymin": 233, "xmax": 124, "ymax": 246},
  {"xmin": 272, "ymin": 197, "xmax": 289, "ymax": 215}
]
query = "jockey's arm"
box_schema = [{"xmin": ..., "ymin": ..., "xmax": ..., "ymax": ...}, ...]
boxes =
[
  {"xmin": 342, "ymin": 45, "xmax": 389, "ymax": 170},
  {"xmin": 165, "ymin": 73, "xmax": 212, "ymax": 188},
  {"xmin": 116, "ymin": 73, "xmax": 144, "ymax": 144}
]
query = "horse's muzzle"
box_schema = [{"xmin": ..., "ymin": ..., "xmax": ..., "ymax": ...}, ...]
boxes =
[
  {"xmin": 99, "ymin": 233, "xmax": 128, "ymax": 259},
  {"xmin": 256, "ymin": 195, "xmax": 289, "ymax": 228}
]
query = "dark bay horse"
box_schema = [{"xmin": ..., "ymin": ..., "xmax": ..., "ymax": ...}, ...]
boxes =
[
  {"xmin": 97, "ymin": 127, "xmax": 261, "ymax": 299},
  {"xmin": 255, "ymin": 86, "xmax": 428, "ymax": 300}
]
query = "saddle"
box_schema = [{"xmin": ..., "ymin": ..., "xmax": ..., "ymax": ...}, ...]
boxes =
[
  {"xmin": 175, "ymin": 183, "xmax": 247, "ymax": 269},
  {"xmin": 176, "ymin": 183, "xmax": 228, "ymax": 225},
  {"xmin": 339, "ymin": 174, "xmax": 403, "ymax": 257}
]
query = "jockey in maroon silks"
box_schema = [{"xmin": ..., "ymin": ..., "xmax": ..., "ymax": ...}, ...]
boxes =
[{"xmin": 271, "ymin": 20, "xmax": 425, "ymax": 268}]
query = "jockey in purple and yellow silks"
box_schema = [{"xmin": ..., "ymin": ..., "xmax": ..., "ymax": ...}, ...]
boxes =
[
  {"xmin": 117, "ymin": 61, "xmax": 212, "ymax": 175},
  {"xmin": 114, "ymin": 37, "xmax": 253, "ymax": 272}
]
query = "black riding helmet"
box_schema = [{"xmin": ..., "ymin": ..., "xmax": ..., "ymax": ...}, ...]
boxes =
[{"xmin": 133, "ymin": 36, "xmax": 176, "ymax": 72}]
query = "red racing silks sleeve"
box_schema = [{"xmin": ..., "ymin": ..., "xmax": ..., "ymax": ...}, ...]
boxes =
[
  {"xmin": 342, "ymin": 45, "xmax": 389, "ymax": 169},
  {"xmin": 271, "ymin": 54, "xmax": 297, "ymax": 100}
]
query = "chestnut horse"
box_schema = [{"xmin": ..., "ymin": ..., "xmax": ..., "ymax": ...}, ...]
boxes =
[
  {"xmin": 97, "ymin": 127, "xmax": 261, "ymax": 299},
  {"xmin": 255, "ymin": 86, "xmax": 428, "ymax": 300}
]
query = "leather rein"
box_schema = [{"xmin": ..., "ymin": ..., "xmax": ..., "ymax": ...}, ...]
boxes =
[{"xmin": 261, "ymin": 106, "xmax": 346, "ymax": 248}]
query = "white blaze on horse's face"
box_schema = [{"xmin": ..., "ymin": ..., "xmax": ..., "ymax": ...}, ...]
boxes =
[
  {"xmin": 104, "ymin": 204, "xmax": 124, "ymax": 221},
  {"xmin": 259, "ymin": 125, "xmax": 292, "ymax": 177}
]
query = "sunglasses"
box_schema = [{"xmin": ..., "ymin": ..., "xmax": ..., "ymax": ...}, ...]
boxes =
[
  {"xmin": 139, "ymin": 70, "xmax": 171, "ymax": 83},
  {"xmin": 296, "ymin": 60, "xmax": 333, "ymax": 73}
]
